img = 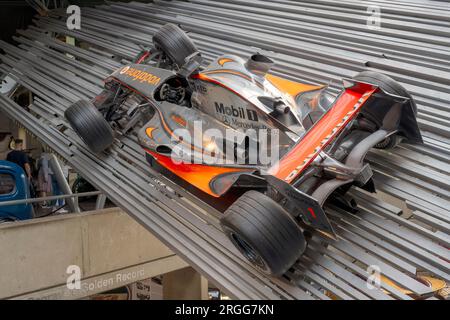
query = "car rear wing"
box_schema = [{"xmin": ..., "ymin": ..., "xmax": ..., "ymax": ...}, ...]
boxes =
[
  {"xmin": 268, "ymin": 81, "xmax": 378, "ymax": 184},
  {"xmin": 343, "ymin": 78, "xmax": 422, "ymax": 145},
  {"xmin": 269, "ymin": 78, "xmax": 422, "ymax": 184}
]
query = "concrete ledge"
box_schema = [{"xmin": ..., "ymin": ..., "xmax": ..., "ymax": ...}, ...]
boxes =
[{"xmin": 0, "ymin": 208, "xmax": 188, "ymax": 299}]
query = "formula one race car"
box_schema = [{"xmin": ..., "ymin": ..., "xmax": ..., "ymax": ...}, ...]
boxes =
[{"xmin": 65, "ymin": 24, "xmax": 422, "ymax": 276}]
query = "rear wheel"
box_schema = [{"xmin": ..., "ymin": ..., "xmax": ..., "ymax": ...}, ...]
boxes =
[
  {"xmin": 65, "ymin": 100, "xmax": 114, "ymax": 153},
  {"xmin": 220, "ymin": 190, "xmax": 306, "ymax": 276},
  {"xmin": 353, "ymin": 71, "xmax": 417, "ymax": 149},
  {"xmin": 153, "ymin": 23, "xmax": 198, "ymax": 68}
]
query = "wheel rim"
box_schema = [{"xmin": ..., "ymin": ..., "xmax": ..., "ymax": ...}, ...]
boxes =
[{"xmin": 229, "ymin": 232, "xmax": 268, "ymax": 271}]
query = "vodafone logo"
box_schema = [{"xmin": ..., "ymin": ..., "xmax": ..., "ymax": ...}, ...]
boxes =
[
  {"xmin": 120, "ymin": 66, "xmax": 130, "ymax": 74},
  {"xmin": 118, "ymin": 66, "xmax": 161, "ymax": 85}
]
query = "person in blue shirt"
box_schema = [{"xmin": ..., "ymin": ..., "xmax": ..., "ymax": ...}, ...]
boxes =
[{"xmin": 6, "ymin": 139, "xmax": 31, "ymax": 181}]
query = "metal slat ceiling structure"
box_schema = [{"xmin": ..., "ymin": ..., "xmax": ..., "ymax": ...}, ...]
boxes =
[{"xmin": 0, "ymin": 0, "xmax": 448, "ymax": 299}]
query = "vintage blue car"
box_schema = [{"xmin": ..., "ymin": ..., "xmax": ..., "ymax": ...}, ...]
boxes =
[{"xmin": 0, "ymin": 160, "xmax": 34, "ymax": 221}]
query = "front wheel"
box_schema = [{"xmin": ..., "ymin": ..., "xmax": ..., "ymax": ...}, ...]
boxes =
[
  {"xmin": 153, "ymin": 23, "xmax": 198, "ymax": 68},
  {"xmin": 220, "ymin": 190, "xmax": 306, "ymax": 276},
  {"xmin": 65, "ymin": 100, "xmax": 114, "ymax": 153}
]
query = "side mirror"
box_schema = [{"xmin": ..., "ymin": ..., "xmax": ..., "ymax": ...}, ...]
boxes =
[{"xmin": 177, "ymin": 52, "xmax": 203, "ymax": 78}]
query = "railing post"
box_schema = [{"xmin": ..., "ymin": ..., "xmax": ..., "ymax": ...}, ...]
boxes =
[{"xmin": 48, "ymin": 154, "xmax": 80, "ymax": 213}]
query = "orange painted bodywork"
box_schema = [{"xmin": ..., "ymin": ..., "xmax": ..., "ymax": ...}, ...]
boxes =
[
  {"xmin": 265, "ymin": 74, "xmax": 322, "ymax": 96},
  {"xmin": 269, "ymin": 84, "xmax": 377, "ymax": 183},
  {"xmin": 171, "ymin": 114, "xmax": 187, "ymax": 127},
  {"xmin": 145, "ymin": 150, "xmax": 251, "ymax": 197},
  {"xmin": 145, "ymin": 127, "xmax": 155, "ymax": 139},
  {"xmin": 218, "ymin": 58, "xmax": 235, "ymax": 66},
  {"xmin": 196, "ymin": 71, "xmax": 321, "ymax": 101}
]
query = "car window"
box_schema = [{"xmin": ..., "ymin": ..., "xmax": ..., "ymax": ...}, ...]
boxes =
[{"xmin": 0, "ymin": 173, "xmax": 15, "ymax": 195}]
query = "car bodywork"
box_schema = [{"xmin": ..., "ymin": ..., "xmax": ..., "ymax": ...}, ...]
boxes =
[{"xmin": 99, "ymin": 52, "xmax": 421, "ymax": 237}]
